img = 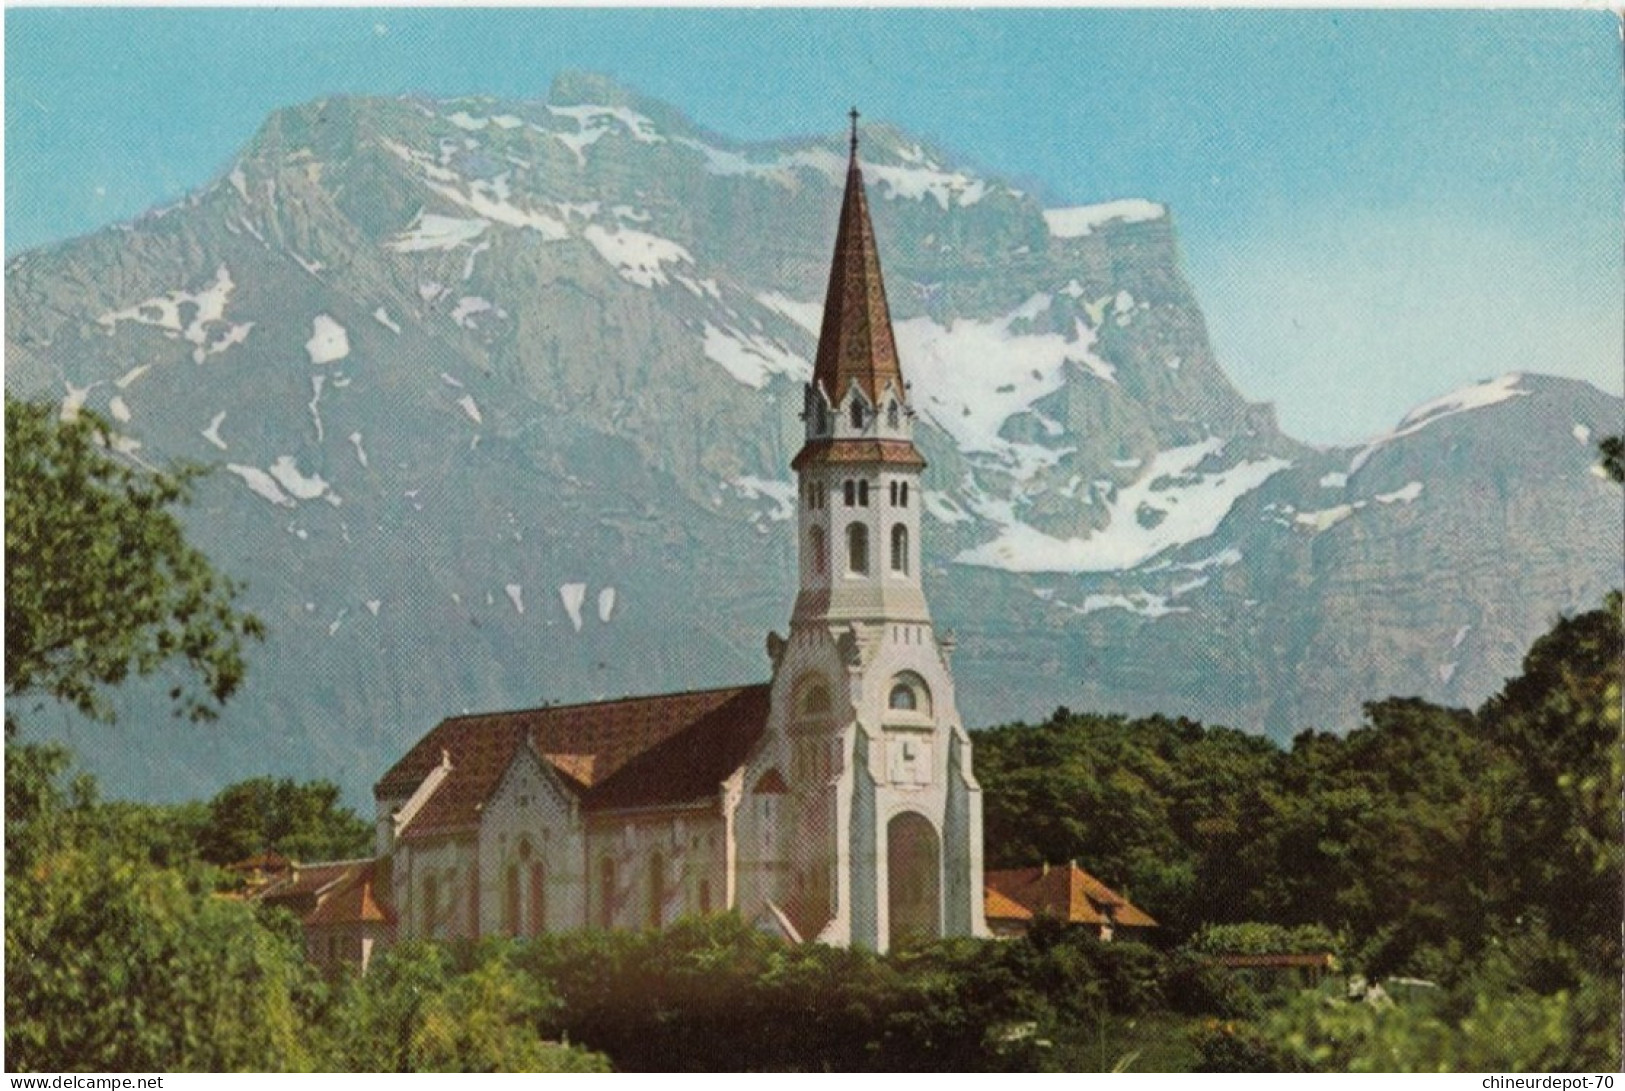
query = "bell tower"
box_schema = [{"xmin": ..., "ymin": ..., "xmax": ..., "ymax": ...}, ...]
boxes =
[
  {"xmin": 735, "ymin": 112, "xmax": 986, "ymax": 952},
  {"xmin": 791, "ymin": 109, "xmax": 929, "ymax": 631}
]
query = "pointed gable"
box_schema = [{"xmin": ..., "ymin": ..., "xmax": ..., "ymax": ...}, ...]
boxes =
[
  {"xmin": 810, "ymin": 118, "xmax": 905, "ymax": 408},
  {"xmin": 304, "ymin": 860, "xmax": 395, "ymax": 928}
]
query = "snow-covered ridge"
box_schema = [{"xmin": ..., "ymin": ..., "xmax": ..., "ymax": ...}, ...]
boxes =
[
  {"xmin": 864, "ymin": 159, "xmax": 989, "ymax": 210},
  {"xmin": 1350, "ymin": 374, "xmax": 1529, "ymax": 474},
  {"xmin": 1044, "ymin": 200, "xmax": 1166, "ymax": 238},
  {"xmin": 674, "ymin": 132, "xmax": 993, "ymax": 209}
]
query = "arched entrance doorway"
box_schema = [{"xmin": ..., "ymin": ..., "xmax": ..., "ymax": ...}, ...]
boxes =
[{"xmin": 886, "ymin": 812, "xmax": 940, "ymax": 946}]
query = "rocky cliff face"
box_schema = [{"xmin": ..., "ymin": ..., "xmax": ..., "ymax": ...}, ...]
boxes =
[{"xmin": 8, "ymin": 73, "xmax": 1620, "ymax": 803}]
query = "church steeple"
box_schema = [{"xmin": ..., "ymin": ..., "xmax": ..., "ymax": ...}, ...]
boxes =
[
  {"xmin": 789, "ymin": 110, "xmax": 929, "ymax": 629},
  {"xmin": 808, "ymin": 109, "xmax": 905, "ymax": 411}
]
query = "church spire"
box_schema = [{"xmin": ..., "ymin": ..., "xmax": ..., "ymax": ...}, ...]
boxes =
[{"xmin": 810, "ymin": 109, "xmax": 904, "ymax": 408}]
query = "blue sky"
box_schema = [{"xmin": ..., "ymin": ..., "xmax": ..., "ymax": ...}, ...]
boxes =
[{"xmin": 6, "ymin": 8, "xmax": 1621, "ymax": 443}]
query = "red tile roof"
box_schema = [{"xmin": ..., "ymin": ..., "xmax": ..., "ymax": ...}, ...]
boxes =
[
  {"xmin": 305, "ymin": 860, "xmax": 394, "ymax": 928},
  {"xmin": 259, "ymin": 860, "xmax": 362, "ymax": 909},
  {"xmin": 984, "ymin": 885, "xmax": 1035, "ymax": 922},
  {"xmin": 984, "ymin": 862, "xmax": 1158, "ymax": 929},
  {"xmin": 790, "ymin": 439, "xmax": 927, "ymax": 472},
  {"xmin": 376, "ymin": 684, "xmax": 772, "ymax": 837}
]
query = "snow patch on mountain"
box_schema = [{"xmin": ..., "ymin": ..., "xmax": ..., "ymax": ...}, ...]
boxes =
[
  {"xmin": 268, "ymin": 456, "xmax": 335, "ymax": 502},
  {"xmin": 457, "ymin": 395, "xmax": 483, "ymax": 424},
  {"xmin": 305, "ymin": 315, "xmax": 350, "ymax": 365},
  {"xmin": 373, "ymin": 307, "xmax": 401, "ymax": 333},
  {"xmin": 895, "ymin": 294, "xmax": 1114, "ymax": 475},
  {"xmin": 202, "ymin": 412, "xmax": 228, "ymax": 451},
  {"xmin": 349, "ymin": 431, "xmax": 369, "ymax": 468},
  {"xmin": 308, "ymin": 376, "xmax": 326, "ymax": 441},
  {"xmin": 462, "ymin": 239, "xmax": 491, "ymax": 280},
  {"xmin": 675, "ymin": 275, "xmax": 721, "ymax": 300},
  {"xmin": 729, "ymin": 476, "xmax": 797, "ymax": 521},
  {"xmin": 1573, "ymin": 423, "xmax": 1592, "ymax": 445},
  {"xmin": 757, "ymin": 292, "xmax": 823, "ymax": 335},
  {"xmin": 1044, "ymin": 200, "xmax": 1166, "ymax": 238},
  {"xmin": 378, "ymin": 139, "xmax": 563, "ymax": 237},
  {"xmin": 386, "ymin": 213, "xmax": 489, "ymax": 252},
  {"xmin": 864, "ymin": 159, "xmax": 988, "ymax": 210},
  {"xmin": 583, "ymin": 225, "xmax": 693, "ymax": 287},
  {"xmin": 548, "ymin": 103, "xmax": 664, "ymax": 143},
  {"xmin": 958, "ymin": 439, "xmax": 1291, "ymax": 573},
  {"xmin": 290, "ymin": 251, "xmax": 325, "ymax": 278},
  {"xmin": 115, "ymin": 364, "xmax": 151, "ymax": 389},
  {"xmin": 109, "ymin": 396, "xmax": 132, "ymax": 423},
  {"xmin": 1350, "ymin": 374, "xmax": 1529, "ymax": 473},
  {"xmin": 1077, "ymin": 590, "xmax": 1185, "ymax": 619},
  {"xmin": 227, "ymin": 464, "xmax": 296, "ymax": 508},
  {"xmin": 1295, "ymin": 504, "xmax": 1358, "ymax": 532},
  {"xmin": 673, "ymin": 137, "xmax": 781, "ymax": 180},
  {"xmin": 59, "ymin": 381, "xmax": 98, "ymax": 422},
  {"xmin": 98, "ymin": 264, "xmax": 252, "ymax": 364},
  {"xmin": 425, "ymin": 176, "xmax": 569, "ymax": 239},
  {"xmin": 923, "ymin": 490, "xmax": 974, "ymax": 525},
  {"xmin": 703, "ymin": 324, "xmax": 811, "ymax": 388},
  {"xmin": 598, "ymin": 587, "xmax": 617, "ymax": 623},
  {"xmin": 545, "ymin": 104, "xmax": 663, "ymax": 165},
  {"xmin": 1375, "ymin": 481, "xmax": 1423, "ymax": 504},
  {"xmin": 451, "ymin": 297, "xmax": 494, "ymax": 328},
  {"xmin": 505, "ymin": 584, "xmax": 525, "ymax": 614},
  {"xmin": 558, "ymin": 583, "xmax": 587, "ymax": 632}
]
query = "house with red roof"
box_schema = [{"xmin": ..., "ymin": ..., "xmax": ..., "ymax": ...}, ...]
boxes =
[
  {"xmin": 299, "ymin": 116, "xmax": 992, "ymax": 971},
  {"xmin": 983, "ymin": 861, "xmax": 1158, "ymax": 941}
]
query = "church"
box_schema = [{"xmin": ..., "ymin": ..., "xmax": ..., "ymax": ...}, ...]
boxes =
[{"xmin": 288, "ymin": 118, "xmax": 990, "ymax": 971}]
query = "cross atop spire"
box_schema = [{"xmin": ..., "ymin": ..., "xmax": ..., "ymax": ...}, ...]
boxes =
[{"xmin": 849, "ymin": 106, "xmax": 860, "ymax": 157}]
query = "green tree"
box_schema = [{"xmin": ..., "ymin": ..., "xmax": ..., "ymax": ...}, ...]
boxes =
[
  {"xmin": 198, "ymin": 776, "xmax": 372, "ymax": 865},
  {"xmin": 974, "ymin": 710, "xmax": 1281, "ymax": 936},
  {"xmin": 1478, "ymin": 598, "xmax": 1623, "ymax": 972},
  {"xmin": 1598, "ymin": 435, "xmax": 1624, "ymax": 484},
  {"xmin": 4, "ymin": 394, "xmax": 263, "ymax": 726},
  {"xmin": 323, "ymin": 940, "xmax": 608, "ymax": 1072},
  {"xmin": 4, "ymin": 750, "xmax": 313, "ymax": 1071}
]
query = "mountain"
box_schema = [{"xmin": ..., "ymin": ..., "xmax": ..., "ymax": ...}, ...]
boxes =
[{"xmin": 7, "ymin": 73, "xmax": 1620, "ymax": 805}]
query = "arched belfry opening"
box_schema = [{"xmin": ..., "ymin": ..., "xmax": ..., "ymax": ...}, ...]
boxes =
[{"xmin": 886, "ymin": 812, "xmax": 941, "ymax": 946}]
